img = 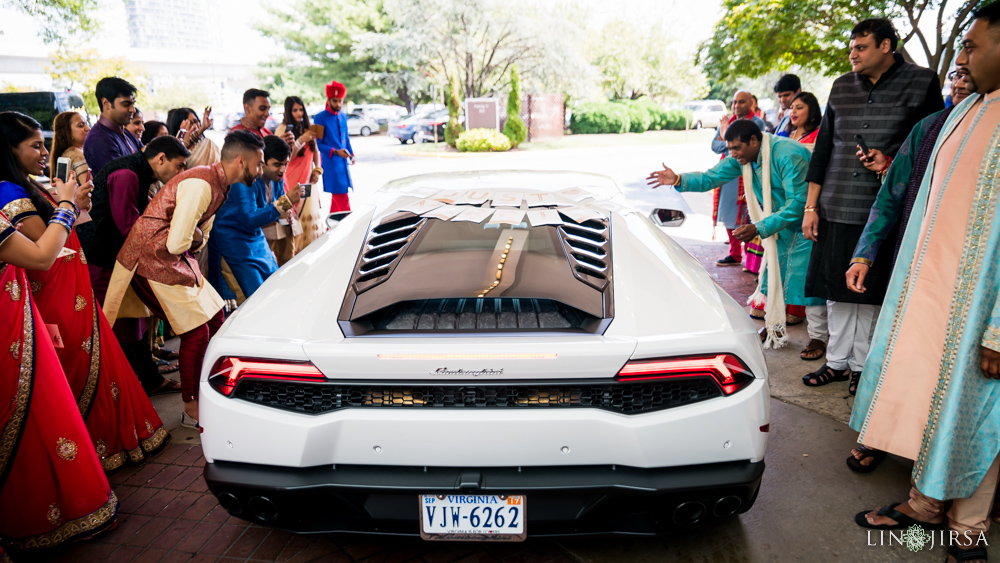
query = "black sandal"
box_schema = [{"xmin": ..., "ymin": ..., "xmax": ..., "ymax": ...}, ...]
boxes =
[
  {"xmin": 800, "ymin": 339, "xmax": 826, "ymax": 361},
  {"xmin": 854, "ymin": 502, "xmax": 944, "ymax": 531},
  {"xmin": 947, "ymin": 544, "xmax": 988, "ymax": 562},
  {"xmin": 802, "ymin": 364, "xmax": 850, "ymax": 387},
  {"xmin": 847, "ymin": 445, "xmax": 887, "ymax": 474},
  {"xmin": 849, "ymin": 370, "xmax": 861, "ymax": 395}
]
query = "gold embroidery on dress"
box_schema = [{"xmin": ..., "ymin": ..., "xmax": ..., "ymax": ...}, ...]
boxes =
[
  {"xmin": 74, "ymin": 295, "xmax": 86, "ymax": 311},
  {"xmin": 9, "ymin": 340, "xmax": 19, "ymax": 360},
  {"xmin": 63, "ymin": 253, "xmax": 74, "ymax": 263},
  {"xmin": 0, "ymin": 278, "xmax": 33, "ymax": 480},
  {"xmin": 46, "ymin": 503, "xmax": 62, "ymax": 526},
  {"xmin": 144, "ymin": 420, "xmax": 153, "ymax": 435},
  {"xmin": 29, "ymin": 280, "xmax": 42, "ymax": 293},
  {"xmin": 128, "ymin": 447, "xmax": 144, "ymax": 463},
  {"xmin": 141, "ymin": 427, "xmax": 169, "ymax": 453},
  {"xmin": 79, "ymin": 251, "xmax": 87, "ymax": 265},
  {"xmin": 76, "ymin": 307, "xmax": 100, "ymax": 417},
  {"xmin": 94, "ymin": 439, "xmax": 108, "ymax": 458},
  {"xmin": 110, "ymin": 382, "xmax": 120, "ymax": 401},
  {"xmin": 101, "ymin": 451, "xmax": 127, "ymax": 472},
  {"xmin": 4, "ymin": 280, "xmax": 21, "ymax": 301},
  {"xmin": 4, "ymin": 492, "xmax": 117, "ymax": 551},
  {"xmin": 1, "ymin": 198, "xmax": 36, "ymax": 220},
  {"xmin": 56, "ymin": 437, "xmax": 78, "ymax": 461}
]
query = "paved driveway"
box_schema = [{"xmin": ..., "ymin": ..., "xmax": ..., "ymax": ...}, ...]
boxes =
[{"xmin": 54, "ymin": 132, "xmax": 996, "ymax": 562}]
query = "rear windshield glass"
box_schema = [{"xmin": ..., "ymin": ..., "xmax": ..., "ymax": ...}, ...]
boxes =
[{"xmin": 405, "ymin": 218, "xmax": 561, "ymax": 257}]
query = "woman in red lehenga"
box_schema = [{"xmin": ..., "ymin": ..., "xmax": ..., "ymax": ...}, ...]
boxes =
[
  {"xmin": 2, "ymin": 115, "xmax": 169, "ymax": 474},
  {"xmin": 0, "ymin": 111, "xmax": 117, "ymax": 557},
  {"xmin": 277, "ymin": 96, "xmax": 325, "ymax": 255}
]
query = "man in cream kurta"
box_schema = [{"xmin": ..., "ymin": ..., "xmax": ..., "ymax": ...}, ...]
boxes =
[
  {"xmin": 104, "ymin": 131, "xmax": 266, "ymax": 426},
  {"xmin": 850, "ymin": 7, "xmax": 1000, "ymax": 555}
]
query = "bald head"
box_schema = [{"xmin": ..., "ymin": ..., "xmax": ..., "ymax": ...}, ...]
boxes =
[{"xmin": 731, "ymin": 90, "xmax": 753, "ymax": 118}]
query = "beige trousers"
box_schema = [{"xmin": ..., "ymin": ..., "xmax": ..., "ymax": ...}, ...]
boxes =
[{"xmin": 908, "ymin": 453, "xmax": 1000, "ymax": 542}]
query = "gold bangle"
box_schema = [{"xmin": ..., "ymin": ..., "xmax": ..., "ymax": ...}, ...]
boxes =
[
  {"xmin": 673, "ymin": 175, "xmax": 682, "ymax": 187},
  {"xmin": 804, "ymin": 206, "xmax": 818, "ymax": 213}
]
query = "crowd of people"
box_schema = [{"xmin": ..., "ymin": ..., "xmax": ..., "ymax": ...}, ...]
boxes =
[
  {"xmin": 649, "ymin": 6, "xmax": 1000, "ymax": 561},
  {"xmin": 0, "ymin": 74, "xmax": 356, "ymax": 556},
  {"xmin": 1, "ymin": 2, "xmax": 998, "ymax": 559}
]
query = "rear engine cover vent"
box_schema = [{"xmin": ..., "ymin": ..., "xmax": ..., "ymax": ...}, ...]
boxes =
[
  {"xmin": 354, "ymin": 214, "xmax": 427, "ymax": 293},
  {"xmin": 359, "ymin": 298, "xmax": 601, "ymax": 333},
  {"xmin": 557, "ymin": 217, "xmax": 610, "ymax": 290}
]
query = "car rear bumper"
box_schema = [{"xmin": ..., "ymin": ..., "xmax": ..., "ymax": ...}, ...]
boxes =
[{"xmin": 204, "ymin": 459, "xmax": 764, "ymax": 537}]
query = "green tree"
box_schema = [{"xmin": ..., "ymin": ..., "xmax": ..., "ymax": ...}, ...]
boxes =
[
  {"xmin": 700, "ymin": 0, "xmax": 989, "ymax": 86},
  {"xmin": 46, "ymin": 45, "xmax": 148, "ymax": 115},
  {"xmin": 590, "ymin": 20, "xmax": 708, "ymax": 103},
  {"xmin": 503, "ymin": 66, "xmax": 527, "ymax": 148},
  {"xmin": 444, "ymin": 77, "xmax": 462, "ymax": 148},
  {"xmin": 357, "ymin": 0, "xmax": 592, "ymax": 99},
  {"xmin": 255, "ymin": 0, "xmax": 388, "ymax": 105},
  {"xmin": 4, "ymin": 0, "xmax": 100, "ymax": 44}
]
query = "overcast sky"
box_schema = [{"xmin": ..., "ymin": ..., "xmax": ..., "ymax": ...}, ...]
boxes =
[{"xmin": 0, "ymin": 0, "xmax": 724, "ymax": 61}]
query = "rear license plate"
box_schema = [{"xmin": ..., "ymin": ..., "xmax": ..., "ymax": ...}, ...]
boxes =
[{"xmin": 419, "ymin": 494, "xmax": 526, "ymax": 541}]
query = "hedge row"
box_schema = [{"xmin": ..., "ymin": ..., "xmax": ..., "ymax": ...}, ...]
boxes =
[{"xmin": 569, "ymin": 100, "xmax": 692, "ymax": 135}]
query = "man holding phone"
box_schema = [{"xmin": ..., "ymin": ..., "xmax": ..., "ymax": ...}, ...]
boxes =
[
  {"xmin": 208, "ymin": 135, "xmax": 305, "ymax": 303},
  {"xmin": 800, "ymin": 18, "xmax": 943, "ymax": 389},
  {"xmin": 314, "ymin": 80, "xmax": 354, "ymax": 213}
]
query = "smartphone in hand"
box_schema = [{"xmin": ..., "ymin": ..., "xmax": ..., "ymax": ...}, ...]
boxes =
[
  {"xmin": 854, "ymin": 134, "xmax": 874, "ymax": 162},
  {"xmin": 55, "ymin": 157, "xmax": 71, "ymax": 183},
  {"xmin": 300, "ymin": 183, "xmax": 312, "ymax": 198}
]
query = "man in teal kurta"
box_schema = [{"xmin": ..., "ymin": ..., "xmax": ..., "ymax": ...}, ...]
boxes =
[{"xmin": 647, "ymin": 120, "xmax": 825, "ymax": 343}]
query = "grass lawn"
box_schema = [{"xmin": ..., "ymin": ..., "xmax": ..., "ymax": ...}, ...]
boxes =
[{"xmin": 398, "ymin": 129, "xmax": 718, "ymax": 155}]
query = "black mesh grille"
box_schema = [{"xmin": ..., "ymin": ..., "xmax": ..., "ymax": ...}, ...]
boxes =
[
  {"xmin": 225, "ymin": 378, "xmax": 723, "ymax": 415},
  {"xmin": 360, "ymin": 298, "xmax": 596, "ymax": 332}
]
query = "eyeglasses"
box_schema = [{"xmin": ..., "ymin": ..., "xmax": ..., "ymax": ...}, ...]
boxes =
[{"xmin": 947, "ymin": 69, "xmax": 968, "ymax": 81}]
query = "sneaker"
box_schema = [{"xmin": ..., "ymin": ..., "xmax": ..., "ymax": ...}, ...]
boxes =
[
  {"xmin": 716, "ymin": 255, "xmax": 741, "ymax": 266},
  {"xmin": 180, "ymin": 412, "xmax": 200, "ymax": 430}
]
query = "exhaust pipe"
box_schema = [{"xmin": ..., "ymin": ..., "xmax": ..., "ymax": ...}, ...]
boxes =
[
  {"xmin": 672, "ymin": 501, "xmax": 706, "ymax": 525},
  {"xmin": 248, "ymin": 496, "xmax": 278, "ymax": 522},
  {"xmin": 713, "ymin": 495, "xmax": 742, "ymax": 517}
]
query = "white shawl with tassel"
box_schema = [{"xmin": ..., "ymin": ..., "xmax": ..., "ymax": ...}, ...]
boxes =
[{"xmin": 743, "ymin": 134, "xmax": 787, "ymax": 349}]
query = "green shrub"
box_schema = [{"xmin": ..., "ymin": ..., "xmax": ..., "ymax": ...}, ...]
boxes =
[
  {"xmin": 456, "ymin": 128, "xmax": 512, "ymax": 152},
  {"xmin": 503, "ymin": 65, "xmax": 527, "ymax": 148},
  {"xmin": 444, "ymin": 77, "xmax": 462, "ymax": 148},
  {"xmin": 661, "ymin": 109, "xmax": 693, "ymax": 130},
  {"xmin": 569, "ymin": 102, "xmax": 630, "ymax": 134},
  {"xmin": 633, "ymin": 100, "xmax": 670, "ymax": 130},
  {"xmin": 618, "ymin": 101, "xmax": 652, "ymax": 133}
]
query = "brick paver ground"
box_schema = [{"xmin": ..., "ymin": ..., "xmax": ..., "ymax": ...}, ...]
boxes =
[{"xmin": 43, "ymin": 242, "xmax": 753, "ymax": 563}]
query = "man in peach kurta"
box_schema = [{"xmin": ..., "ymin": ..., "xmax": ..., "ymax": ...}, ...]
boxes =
[
  {"xmin": 103, "ymin": 130, "xmax": 265, "ymax": 427},
  {"xmin": 850, "ymin": 6, "xmax": 1000, "ymax": 558}
]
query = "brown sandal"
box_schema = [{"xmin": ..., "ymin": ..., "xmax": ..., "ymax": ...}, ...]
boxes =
[{"xmin": 800, "ymin": 339, "xmax": 826, "ymax": 361}]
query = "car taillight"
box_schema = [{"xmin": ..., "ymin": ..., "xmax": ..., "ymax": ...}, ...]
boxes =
[
  {"xmin": 616, "ymin": 354, "xmax": 754, "ymax": 395},
  {"xmin": 208, "ymin": 357, "xmax": 325, "ymax": 396},
  {"xmin": 396, "ymin": 124, "xmax": 406, "ymax": 128}
]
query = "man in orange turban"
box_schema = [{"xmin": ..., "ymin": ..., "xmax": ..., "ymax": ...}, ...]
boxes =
[{"xmin": 313, "ymin": 80, "xmax": 353, "ymax": 212}]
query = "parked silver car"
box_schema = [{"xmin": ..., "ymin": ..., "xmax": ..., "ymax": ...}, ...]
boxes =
[{"xmin": 347, "ymin": 113, "xmax": 379, "ymax": 137}]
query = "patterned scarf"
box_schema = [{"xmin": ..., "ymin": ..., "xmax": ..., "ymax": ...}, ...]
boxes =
[{"xmin": 894, "ymin": 106, "xmax": 954, "ymax": 264}]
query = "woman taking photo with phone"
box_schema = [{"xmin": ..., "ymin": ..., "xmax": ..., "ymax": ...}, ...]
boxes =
[
  {"xmin": 2, "ymin": 112, "xmax": 169, "ymax": 473},
  {"xmin": 0, "ymin": 111, "xmax": 118, "ymax": 557},
  {"xmin": 50, "ymin": 110, "xmax": 92, "ymax": 185},
  {"xmin": 277, "ymin": 96, "xmax": 324, "ymax": 255}
]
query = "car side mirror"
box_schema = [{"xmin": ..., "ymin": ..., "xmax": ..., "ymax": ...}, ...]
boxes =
[
  {"xmin": 326, "ymin": 211, "xmax": 352, "ymax": 230},
  {"xmin": 650, "ymin": 209, "xmax": 685, "ymax": 227}
]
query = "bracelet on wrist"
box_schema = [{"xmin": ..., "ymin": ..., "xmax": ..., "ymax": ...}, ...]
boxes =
[
  {"xmin": 48, "ymin": 207, "xmax": 77, "ymax": 233},
  {"xmin": 804, "ymin": 206, "xmax": 818, "ymax": 213}
]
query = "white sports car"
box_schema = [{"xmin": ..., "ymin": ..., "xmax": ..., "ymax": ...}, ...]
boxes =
[{"xmin": 201, "ymin": 170, "xmax": 769, "ymax": 539}]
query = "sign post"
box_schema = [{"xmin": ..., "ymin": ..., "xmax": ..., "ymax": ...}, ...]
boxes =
[{"xmin": 463, "ymin": 98, "xmax": 500, "ymax": 131}]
